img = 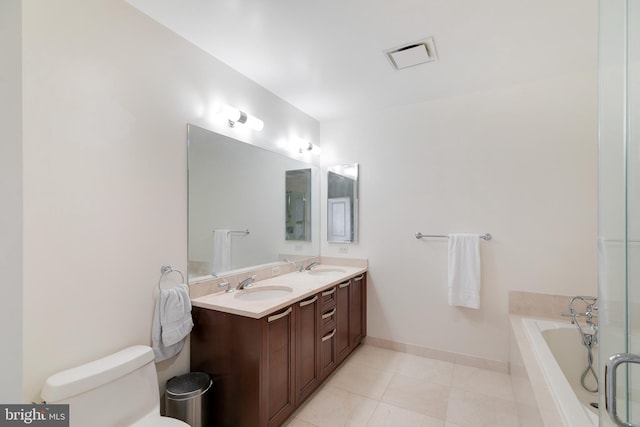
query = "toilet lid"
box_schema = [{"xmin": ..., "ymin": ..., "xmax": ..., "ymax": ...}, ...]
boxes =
[{"xmin": 131, "ymin": 415, "xmax": 190, "ymax": 427}]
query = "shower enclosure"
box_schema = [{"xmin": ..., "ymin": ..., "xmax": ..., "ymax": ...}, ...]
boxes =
[{"xmin": 599, "ymin": 1, "xmax": 640, "ymax": 426}]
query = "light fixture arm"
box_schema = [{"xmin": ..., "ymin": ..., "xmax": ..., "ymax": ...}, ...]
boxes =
[
  {"xmin": 300, "ymin": 141, "xmax": 314, "ymax": 153},
  {"xmin": 228, "ymin": 111, "xmax": 248, "ymax": 128}
]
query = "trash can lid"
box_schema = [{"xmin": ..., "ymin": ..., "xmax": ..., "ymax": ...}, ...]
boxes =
[{"xmin": 166, "ymin": 372, "xmax": 212, "ymax": 399}]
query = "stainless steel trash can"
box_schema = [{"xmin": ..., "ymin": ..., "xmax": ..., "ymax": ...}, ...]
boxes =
[{"xmin": 165, "ymin": 372, "xmax": 212, "ymax": 427}]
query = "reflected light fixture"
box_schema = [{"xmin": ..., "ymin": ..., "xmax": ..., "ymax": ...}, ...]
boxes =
[
  {"xmin": 290, "ymin": 137, "xmax": 321, "ymax": 155},
  {"xmin": 221, "ymin": 103, "xmax": 264, "ymax": 131}
]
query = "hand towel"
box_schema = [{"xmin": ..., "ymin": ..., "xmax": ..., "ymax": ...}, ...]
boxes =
[
  {"xmin": 448, "ymin": 233, "xmax": 481, "ymax": 309},
  {"xmin": 212, "ymin": 229, "xmax": 231, "ymax": 273},
  {"xmin": 152, "ymin": 284, "xmax": 194, "ymax": 362}
]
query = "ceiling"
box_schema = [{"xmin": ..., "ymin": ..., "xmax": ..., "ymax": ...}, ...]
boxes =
[{"xmin": 127, "ymin": 0, "xmax": 597, "ymax": 123}]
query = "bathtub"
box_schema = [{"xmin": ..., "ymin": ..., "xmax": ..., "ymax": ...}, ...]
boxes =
[{"xmin": 510, "ymin": 316, "xmax": 599, "ymax": 427}]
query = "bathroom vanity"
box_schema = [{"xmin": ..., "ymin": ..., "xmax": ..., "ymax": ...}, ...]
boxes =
[{"xmin": 190, "ymin": 267, "xmax": 367, "ymax": 427}]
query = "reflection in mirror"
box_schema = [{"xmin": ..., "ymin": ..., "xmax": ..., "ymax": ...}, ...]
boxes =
[
  {"xmin": 327, "ymin": 163, "xmax": 359, "ymax": 243},
  {"xmin": 188, "ymin": 124, "xmax": 319, "ymax": 281},
  {"xmin": 285, "ymin": 169, "xmax": 311, "ymax": 241}
]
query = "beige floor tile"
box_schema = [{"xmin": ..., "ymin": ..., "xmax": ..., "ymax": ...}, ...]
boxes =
[
  {"xmin": 296, "ymin": 385, "xmax": 378, "ymax": 427},
  {"xmin": 284, "ymin": 346, "xmax": 528, "ymax": 427},
  {"xmin": 346, "ymin": 344, "xmax": 404, "ymax": 373},
  {"xmin": 283, "ymin": 418, "xmax": 319, "ymax": 427},
  {"xmin": 451, "ymin": 364, "xmax": 515, "ymax": 401},
  {"xmin": 395, "ymin": 353, "xmax": 454, "ymax": 387},
  {"xmin": 380, "ymin": 372, "xmax": 450, "ymax": 420},
  {"xmin": 445, "ymin": 388, "xmax": 518, "ymax": 427},
  {"xmin": 327, "ymin": 359, "xmax": 395, "ymax": 399},
  {"xmin": 367, "ymin": 402, "xmax": 445, "ymax": 427}
]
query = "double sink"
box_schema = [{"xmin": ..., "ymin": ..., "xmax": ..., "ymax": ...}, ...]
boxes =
[{"xmin": 191, "ymin": 265, "xmax": 365, "ymax": 318}]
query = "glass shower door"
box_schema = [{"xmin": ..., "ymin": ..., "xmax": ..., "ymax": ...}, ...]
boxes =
[{"xmin": 599, "ymin": 1, "xmax": 640, "ymax": 426}]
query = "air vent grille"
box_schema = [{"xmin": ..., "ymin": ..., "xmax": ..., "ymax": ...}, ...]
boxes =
[{"xmin": 384, "ymin": 37, "xmax": 438, "ymax": 70}]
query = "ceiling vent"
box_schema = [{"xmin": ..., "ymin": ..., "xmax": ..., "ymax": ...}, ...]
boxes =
[{"xmin": 384, "ymin": 37, "xmax": 438, "ymax": 70}]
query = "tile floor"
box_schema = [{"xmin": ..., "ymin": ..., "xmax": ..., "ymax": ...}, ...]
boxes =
[{"xmin": 283, "ymin": 344, "xmax": 520, "ymax": 427}]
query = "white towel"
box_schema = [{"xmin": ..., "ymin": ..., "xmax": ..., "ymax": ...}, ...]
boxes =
[
  {"xmin": 152, "ymin": 284, "xmax": 194, "ymax": 362},
  {"xmin": 447, "ymin": 233, "xmax": 481, "ymax": 309},
  {"xmin": 212, "ymin": 230, "xmax": 231, "ymax": 273}
]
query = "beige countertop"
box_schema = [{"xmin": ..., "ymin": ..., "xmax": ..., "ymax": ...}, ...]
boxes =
[{"xmin": 191, "ymin": 264, "xmax": 367, "ymax": 319}]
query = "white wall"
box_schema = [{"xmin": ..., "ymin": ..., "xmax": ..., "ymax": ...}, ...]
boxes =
[
  {"xmin": 21, "ymin": 0, "xmax": 318, "ymax": 402},
  {"xmin": 0, "ymin": 0, "xmax": 23, "ymax": 403},
  {"xmin": 320, "ymin": 71, "xmax": 598, "ymax": 364}
]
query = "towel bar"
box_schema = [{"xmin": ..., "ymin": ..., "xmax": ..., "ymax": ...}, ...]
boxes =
[
  {"xmin": 158, "ymin": 265, "xmax": 185, "ymax": 289},
  {"xmin": 415, "ymin": 232, "xmax": 492, "ymax": 241},
  {"xmin": 213, "ymin": 229, "xmax": 250, "ymax": 236}
]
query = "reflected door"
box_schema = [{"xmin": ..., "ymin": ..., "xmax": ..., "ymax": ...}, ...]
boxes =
[{"xmin": 328, "ymin": 197, "xmax": 351, "ymax": 242}]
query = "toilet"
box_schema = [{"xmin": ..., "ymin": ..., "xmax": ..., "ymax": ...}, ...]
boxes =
[{"xmin": 41, "ymin": 345, "xmax": 190, "ymax": 427}]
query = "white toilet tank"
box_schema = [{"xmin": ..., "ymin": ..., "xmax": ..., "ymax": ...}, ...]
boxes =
[{"xmin": 41, "ymin": 345, "xmax": 184, "ymax": 427}]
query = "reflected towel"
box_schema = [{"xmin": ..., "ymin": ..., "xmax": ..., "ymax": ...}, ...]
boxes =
[
  {"xmin": 152, "ymin": 284, "xmax": 194, "ymax": 362},
  {"xmin": 448, "ymin": 233, "xmax": 481, "ymax": 309},
  {"xmin": 213, "ymin": 230, "xmax": 231, "ymax": 273}
]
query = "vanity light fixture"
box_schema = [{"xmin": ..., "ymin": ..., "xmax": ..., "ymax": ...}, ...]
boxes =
[
  {"xmin": 291, "ymin": 137, "xmax": 321, "ymax": 155},
  {"xmin": 222, "ymin": 103, "xmax": 264, "ymax": 131}
]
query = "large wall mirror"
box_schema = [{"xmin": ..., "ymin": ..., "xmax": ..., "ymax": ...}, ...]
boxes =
[
  {"xmin": 327, "ymin": 163, "xmax": 359, "ymax": 243},
  {"xmin": 188, "ymin": 124, "xmax": 320, "ymax": 281}
]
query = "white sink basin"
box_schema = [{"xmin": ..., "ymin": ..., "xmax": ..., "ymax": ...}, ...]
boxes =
[
  {"xmin": 306, "ymin": 267, "xmax": 347, "ymax": 276},
  {"xmin": 234, "ymin": 286, "xmax": 293, "ymax": 301}
]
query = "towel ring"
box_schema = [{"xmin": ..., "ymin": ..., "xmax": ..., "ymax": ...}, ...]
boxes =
[{"xmin": 158, "ymin": 265, "xmax": 185, "ymax": 290}]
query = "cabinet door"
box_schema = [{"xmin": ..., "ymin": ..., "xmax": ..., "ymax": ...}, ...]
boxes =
[
  {"xmin": 349, "ymin": 274, "xmax": 366, "ymax": 347},
  {"xmin": 320, "ymin": 327, "xmax": 337, "ymax": 378},
  {"xmin": 335, "ymin": 279, "xmax": 352, "ymax": 362},
  {"xmin": 295, "ymin": 294, "xmax": 320, "ymax": 403},
  {"xmin": 262, "ymin": 306, "xmax": 296, "ymax": 427}
]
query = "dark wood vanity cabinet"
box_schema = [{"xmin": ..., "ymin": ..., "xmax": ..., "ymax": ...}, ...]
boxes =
[
  {"xmin": 190, "ymin": 273, "xmax": 366, "ymax": 427},
  {"xmin": 264, "ymin": 306, "xmax": 296, "ymax": 426},
  {"xmin": 319, "ymin": 286, "xmax": 338, "ymax": 379},
  {"xmin": 349, "ymin": 274, "xmax": 366, "ymax": 347},
  {"xmin": 336, "ymin": 273, "xmax": 367, "ymax": 364},
  {"xmin": 295, "ymin": 294, "xmax": 320, "ymax": 404}
]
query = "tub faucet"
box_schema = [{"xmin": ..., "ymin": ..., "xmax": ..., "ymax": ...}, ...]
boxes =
[
  {"xmin": 304, "ymin": 261, "xmax": 320, "ymax": 271},
  {"xmin": 562, "ymin": 296, "xmax": 598, "ymax": 324},
  {"xmin": 237, "ymin": 275, "xmax": 256, "ymax": 290}
]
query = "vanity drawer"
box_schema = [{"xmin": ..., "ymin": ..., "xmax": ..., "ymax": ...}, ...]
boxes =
[
  {"xmin": 320, "ymin": 285, "xmax": 337, "ymax": 308},
  {"xmin": 321, "ymin": 306, "xmax": 337, "ymax": 331}
]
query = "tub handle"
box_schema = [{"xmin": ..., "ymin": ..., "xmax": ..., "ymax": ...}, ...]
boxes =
[{"xmin": 605, "ymin": 352, "xmax": 640, "ymax": 427}]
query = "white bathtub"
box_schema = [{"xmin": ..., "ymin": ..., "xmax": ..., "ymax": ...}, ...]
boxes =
[{"xmin": 510, "ymin": 316, "xmax": 599, "ymax": 427}]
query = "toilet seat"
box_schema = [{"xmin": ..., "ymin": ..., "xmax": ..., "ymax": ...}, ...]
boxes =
[{"xmin": 131, "ymin": 415, "xmax": 190, "ymax": 427}]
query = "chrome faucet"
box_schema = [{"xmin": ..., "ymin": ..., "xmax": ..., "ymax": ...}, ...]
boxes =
[
  {"xmin": 562, "ymin": 295, "xmax": 598, "ymax": 331},
  {"xmin": 304, "ymin": 261, "xmax": 320, "ymax": 271},
  {"xmin": 237, "ymin": 274, "xmax": 256, "ymax": 290},
  {"xmin": 218, "ymin": 281, "xmax": 233, "ymax": 293},
  {"xmin": 283, "ymin": 258, "xmax": 304, "ymax": 272}
]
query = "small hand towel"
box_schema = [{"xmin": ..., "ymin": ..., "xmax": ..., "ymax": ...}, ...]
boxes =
[
  {"xmin": 152, "ymin": 284, "xmax": 194, "ymax": 362},
  {"xmin": 212, "ymin": 229, "xmax": 231, "ymax": 273},
  {"xmin": 448, "ymin": 233, "xmax": 481, "ymax": 309}
]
